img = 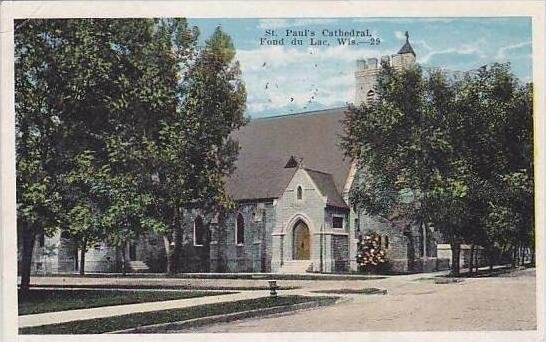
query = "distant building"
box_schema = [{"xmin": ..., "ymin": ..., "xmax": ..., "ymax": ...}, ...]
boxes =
[{"xmin": 23, "ymin": 33, "xmax": 451, "ymax": 275}]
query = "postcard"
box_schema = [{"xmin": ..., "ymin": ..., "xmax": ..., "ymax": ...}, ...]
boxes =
[{"xmin": 0, "ymin": 1, "xmax": 544, "ymax": 342}]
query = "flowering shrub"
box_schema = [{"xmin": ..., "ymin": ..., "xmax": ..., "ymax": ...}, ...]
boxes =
[{"xmin": 356, "ymin": 232, "xmax": 387, "ymax": 272}]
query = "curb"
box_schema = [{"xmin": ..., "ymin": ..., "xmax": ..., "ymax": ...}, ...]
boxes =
[{"xmin": 108, "ymin": 297, "xmax": 338, "ymax": 334}]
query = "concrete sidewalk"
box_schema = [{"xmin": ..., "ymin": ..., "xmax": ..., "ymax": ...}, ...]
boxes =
[
  {"xmin": 18, "ymin": 265, "xmax": 518, "ymax": 329},
  {"xmin": 18, "ymin": 290, "xmax": 270, "ymax": 328},
  {"xmin": 18, "ymin": 284, "xmax": 381, "ymax": 329}
]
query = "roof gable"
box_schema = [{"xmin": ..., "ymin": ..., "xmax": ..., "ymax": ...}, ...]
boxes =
[
  {"xmin": 284, "ymin": 155, "xmax": 300, "ymax": 168},
  {"xmin": 304, "ymin": 168, "xmax": 349, "ymax": 209},
  {"xmin": 225, "ymin": 108, "xmax": 352, "ymax": 201}
]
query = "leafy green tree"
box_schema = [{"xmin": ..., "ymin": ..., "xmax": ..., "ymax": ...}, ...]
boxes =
[
  {"xmin": 342, "ymin": 62, "xmax": 533, "ymax": 276},
  {"xmin": 15, "ymin": 19, "xmax": 66, "ymax": 293},
  {"xmin": 343, "ymin": 63, "xmax": 462, "ymax": 272},
  {"xmin": 15, "ymin": 18, "xmax": 198, "ymax": 283},
  {"xmin": 63, "ymin": 150, "xmax": 109, "ymax": 275},
  {"xmin": 450, "ymin": 65, "xmax": 533, "ymax": 269},
  {"xmin": 144, "ymin": 26, "xmax": 247, "ymax": 274}
]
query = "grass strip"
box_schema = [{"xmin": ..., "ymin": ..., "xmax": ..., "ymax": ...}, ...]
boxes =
[
  {"xmin": 311, "ymin": 287, "xmax": 387, "ymax": 295},
  {"xmin": 19, "ymin": 289, "xmax": 231, "ymax": 315},
  {"xmin": 28, "ymin": 284, "xmax": 299, "ymax": 291},
  {"xmin": 20, "ymin": 295, "xmax": 330, "ymax": 335}
]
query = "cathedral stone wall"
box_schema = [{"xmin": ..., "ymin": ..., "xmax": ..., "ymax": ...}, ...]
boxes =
[
  {"xmin": 201, "ymin": 201, "xmax": 276, "ymax": 273},
  {"xmin": 272, "ymin": 168, "xmax": 328, "ymax": 271},
  {"xmin": 358, "ymin": 213, "xmax": 411, "ymax": 272},
  {"xmin": 138, "ymin": 234, "xmax": 167, "ymax": 273},
  {"xmin": 23, "ymin": 37, "xmax": 451, "ymax": 276},
  {"xmin": 332, "ymin": 234, "xmax": 349, "ymax": 272}
]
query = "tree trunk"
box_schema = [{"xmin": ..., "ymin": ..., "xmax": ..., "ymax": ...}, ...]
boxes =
[
  {"xmin": 450, "ymin": 240, "xmax": 460, "ymax": 276},
  {"xmin": 511, "ymin": 246, "xmax": 516, "ymax": 268},
  {"xmin": 164, "ymin": 206, "xmax": 183, "ymax": 275},
  {"xmin": 121, "ymin": 243, "xmax": 127, "ymax": 276},
  {"xmin": 469, "ymin": 243, "xmax": 475, "ymax": 275},
  {"xmin": 20, "ymin": 224, "xmax": 36, "ymax": 294},
  {"xmin": 163, "ymin": 235, "xmax": 174, "ymax": 275},
  {"xmin": 487, "ymin": 245, "xmax": 494, "ymax": 271},
  {"xmin": 79, "ymin": 239, "xmax": 86, "ymax": 276},
  {"xmin": 475, "ymin": 247, "xmax": 480, "ymax": 273},
  {"xmin": 216, "ymin": 212, "xmax": 226, "ymax": 272},
  {"xmin": 173, "ymin": 208, "xmax": 184, "ymax": 272}
]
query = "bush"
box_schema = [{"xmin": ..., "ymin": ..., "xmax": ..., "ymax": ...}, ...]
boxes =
[{"xmin": 356, "ymin": 232, "xmax": 388, "ymax": 273}]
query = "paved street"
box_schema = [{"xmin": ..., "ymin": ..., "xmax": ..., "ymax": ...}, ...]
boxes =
[
  {"xmin": 181, "ymin": 269, "xmax": 537, "ymax": 332},
  {"xmin": 19, "ymin": 268, "xmax": 537, "ymax": 332}
]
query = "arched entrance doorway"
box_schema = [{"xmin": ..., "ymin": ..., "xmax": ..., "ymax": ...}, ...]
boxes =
[{"xmin": 293, "ymin": 220, "xmax": 310, "ymax": 260}]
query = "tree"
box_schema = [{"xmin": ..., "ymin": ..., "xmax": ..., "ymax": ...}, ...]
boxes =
[
  {"xmin": 144, "ymin": 26, "xmax": 247, "ymax": 274},
  {"xmin": 63, "ymin": 150, "xmax": 109, "ymax": 275},
  {"xmin": 15, "ymin": 18, "xmax": 197, "ymax": 283},
  {"xmin": 343, "ymin": 63, "xmax": 463, "ymax": 272},
  {"xmin": 342, "ymin": 62, "xmax": 533, "ymax": 276},
  {"xmin": 15, "ymin": 19, "xmax": 65, "ymax": 293},
  {"xmin": 450, "ymin": 65, "xmax": 534, "ymax": 269}
]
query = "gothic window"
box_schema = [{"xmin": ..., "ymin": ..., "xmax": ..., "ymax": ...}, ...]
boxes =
[
  {"xmin": 297, "ymin": 186, "xmax": 303, "ymax": 200},
  {"xmin": 385, "ymin": 235, "xmax": 389, "ymax": 249},
  {"xmin": 194, "ymin": 216, "xmax": 205, "ymax": 246},
  {"xmin": 332, "ymin": 216, "xmax": 344, "ymax": 229},
  {"xmin": 366, "ymin": 89, "xmax": 375, "ymax": 102},
  {"xmin": 236, "ymin": 213, "xmax": 245, "ymax": 245},
  {"xmin": 39, "ymin": 233, "xmax": 45, "ymax": 247}
]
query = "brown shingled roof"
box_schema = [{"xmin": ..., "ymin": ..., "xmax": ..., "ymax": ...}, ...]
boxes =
[{"xmin": 226, "ymin": 107, "xmax": 352, "ymax": 201}]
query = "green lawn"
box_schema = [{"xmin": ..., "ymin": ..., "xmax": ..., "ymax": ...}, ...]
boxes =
[
  {"xmin": 32, "ymin": 284, "xmax": 299, "ymax": 291},
  {"xmin": 311, "ymin": 287, "xmax": 387, "ymax": 295},
  {"xmin": 18, "ymin": 289, "xmax": 232, "ymax": 315},
  {"xmin": 20, "ymin": 295, "xmax": 333, "ymax": 334}
]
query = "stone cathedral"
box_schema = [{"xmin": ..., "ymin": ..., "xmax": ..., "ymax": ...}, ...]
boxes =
[{"xmin": 25, "ymin": 35, "xmax": 451, "ymax": 275}]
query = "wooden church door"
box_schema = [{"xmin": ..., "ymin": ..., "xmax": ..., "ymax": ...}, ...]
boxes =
[{"xmin": 293, "ymin": 221, "xmax": 310, "ymax": 260}]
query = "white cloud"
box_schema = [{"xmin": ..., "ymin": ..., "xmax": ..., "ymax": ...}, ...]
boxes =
[
  {"xmin": 394, "ymin": 30, "xmax": 406, "ymax": 40},
  {"xmin": 418, "ymin": 39, "xmax": 487, "ymax": 64},
  {"xmin": 236, "ymin": 44, "xmax": 395, "ymax": 72},
  {"xmin": 496, "ymin": 41, "xmax": 531, "ymax": 60},
  {"xmin": 235, "ymin": 43, "xmax": 399, "ymax": 116}
]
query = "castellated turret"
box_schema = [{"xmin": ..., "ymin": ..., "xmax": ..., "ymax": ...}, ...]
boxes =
[{"xmin": 355, "ymin": 31, "xmax": 416, "ymax": 106}]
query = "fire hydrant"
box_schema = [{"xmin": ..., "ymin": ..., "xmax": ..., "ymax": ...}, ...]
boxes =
[{"xmin": 268, "ymin": 280, "xmax": 279, "ymax": 297}]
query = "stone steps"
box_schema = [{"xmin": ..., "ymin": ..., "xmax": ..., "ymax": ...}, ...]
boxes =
[{"xmin": 278, "ymin": 260, "xmax": 312, "ymax": 274}]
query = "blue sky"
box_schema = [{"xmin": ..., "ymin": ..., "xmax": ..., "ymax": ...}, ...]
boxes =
[{"xmin": 189, "ymin": 18, "xmax": 532, "ymax": 118}]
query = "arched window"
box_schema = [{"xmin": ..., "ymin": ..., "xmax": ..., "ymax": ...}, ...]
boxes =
[
  {"xmin": 366, "ymin": 89, "xmax": 375, "ymax": 102},
  {"xmin": 297, "ymin": 186, "xmax": 303, "ymax": 200},
  {"xmin": 236, "ymin": 213, "xmax": 245, "ymax": 245},
  {"xmin": 194, "ymin": 216, "xmax": 205, "ymax": 246},
  {"xmin": 384, "ymin": 235, "xmax": 389, "ymax": 249}
]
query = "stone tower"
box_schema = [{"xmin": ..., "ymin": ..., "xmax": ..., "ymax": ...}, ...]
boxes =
[{"xmin": 354, "ymin": 31, "xmax": 416, "ymax": 106}]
